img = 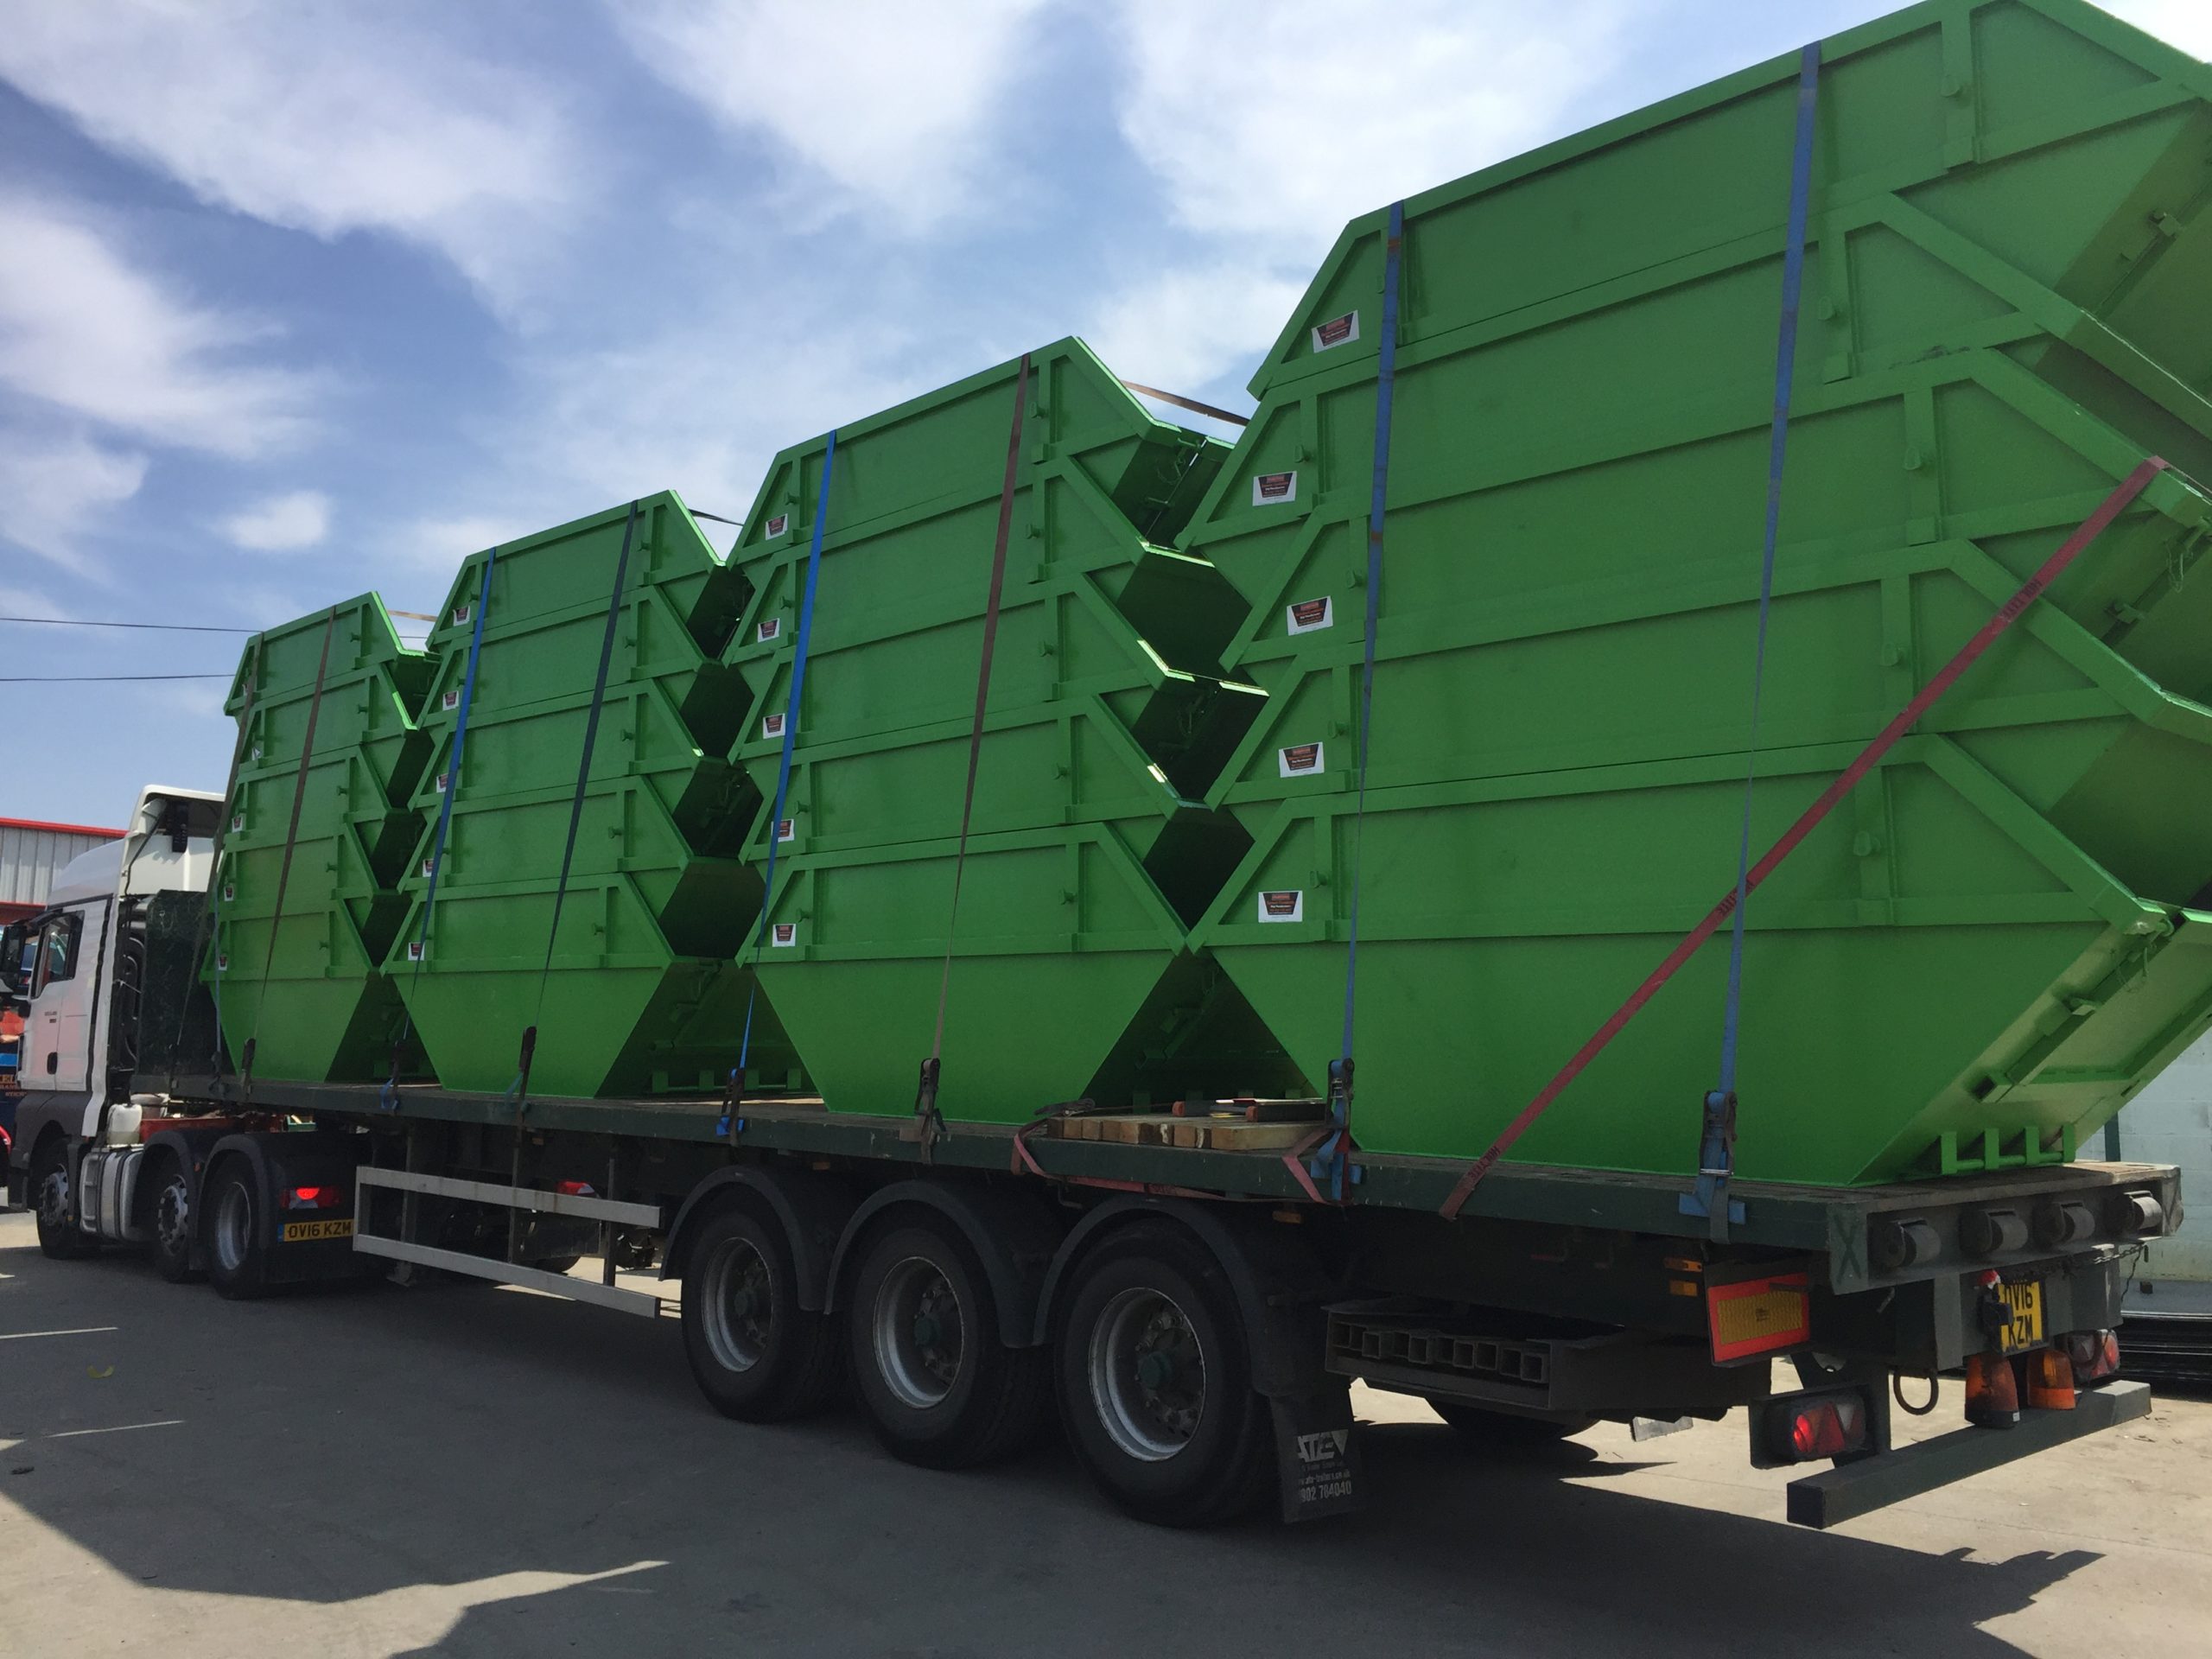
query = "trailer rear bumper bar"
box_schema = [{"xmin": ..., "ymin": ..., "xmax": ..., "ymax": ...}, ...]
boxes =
[{"xmin": 1784, "ymin": 1378, "xmax": 2151, "ymax": 1529}]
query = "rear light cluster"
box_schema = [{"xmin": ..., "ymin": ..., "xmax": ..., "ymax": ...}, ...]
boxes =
[
  {"xmin": 1967, "ymin": 1329, "xmax": 2121, "ymax": 1428},
  {"xmin": 1768, "ymin": 1391, "xmax": 1872, "ymax": 1463},
  {"xmin": 285, "ymin": 1185, "xmax": 345, "ymax": 1211}
]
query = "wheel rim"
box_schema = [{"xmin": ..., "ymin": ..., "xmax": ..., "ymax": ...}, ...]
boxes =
[
  {"xmin": 213, "ymin": 1181, "xmax": 251, "ymax": 1274},
  {"xmin": 700, "ymin": 1235, "xmax": 775, "ymax": 1374},
  {"xmin": 35, "ymin": 1165, "xmax": 71, "ymax": 1231},
  {"xmin": 873, "ymin": 1255, "xmax": 964, "ymax": 1409},
  {"xmin": 156, "ymin": 1179, "xmax": 191, "ymax": 1260},
  {"xmin": 1089, "ymin": 1285, "xmax": 1205, "ymax": 1462}
]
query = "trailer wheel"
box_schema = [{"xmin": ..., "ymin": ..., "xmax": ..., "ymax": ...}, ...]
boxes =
[
  {"xmin": 31, "ymin": 1139, "xmax": 94, "ymax": 1261},
  {"xmin": 202, "ymin": 1161, "xmax": 270, "ymax": 1300},
  {"xmin": 149, "ymin": 1161, "xmax": 200, "ymax": 1283},
  {"xmin": 847, "ymin": 1215, "xmax": 1046, "ymax": 1470},
  {"xmin": 1429, "ymin": 1402, "xmax": 1594, "ymax": 1446},
  {"xmin": 1054, "ymin": 1226, "xmax": 1272, "ymax": 1527},
  {"xmin": 683, "ymin": 1204, "xmax": 841, "ymax": 1422}
]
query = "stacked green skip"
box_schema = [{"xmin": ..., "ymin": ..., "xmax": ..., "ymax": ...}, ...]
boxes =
[
  {"xmin": 385, "ymin": 493, "xmax": 801, "ymax": 1097},
  {"xmin": 723, "ymin": 339, "xmax": 1283, "ymax": 1122},
  {"xmin": 1183, "ymin": 0, "xmax": 2212, "ymax": 1185},
  {"xmin": 207, "ymin": 595, "xmax": 433, "ymax": 1081}
]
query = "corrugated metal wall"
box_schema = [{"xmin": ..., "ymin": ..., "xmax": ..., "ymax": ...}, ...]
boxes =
[{"xmin": 0, "ymin": 819, "xmax": 123, "ymax": 914}]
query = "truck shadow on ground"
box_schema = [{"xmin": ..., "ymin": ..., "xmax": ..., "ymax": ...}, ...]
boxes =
[{"xmin": 1, "ymin": 1230, "xmax": 2097, "ymax": 1658}]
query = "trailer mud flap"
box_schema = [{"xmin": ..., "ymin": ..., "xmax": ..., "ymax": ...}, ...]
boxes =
[
  {"xmin": 1785, "ymin": 1378, "xmax": 2151, "ymax": 1528},
  {"xmin": 1273, "ymin": 1389, "xmax": 1363, "ymax": 1522}
]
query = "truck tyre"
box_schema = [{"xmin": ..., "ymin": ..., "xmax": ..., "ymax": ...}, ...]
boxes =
[
  {"xmin": 1429, "ymin": 1402, "xmax": 1594, "ymax": 1446},
  {"xmin": 847, "ymin": 1214, "xmax": 1046, "ymax": 1470},
  {"xmin": 1054, "ymin": 1225, "xmax": 1273, "ymax": 1527},
  {"xmin": 31, "ymin": 1139, "xmax": 94, "ymax": 1261},
  {"xmin": 202, "ymin": 1160, "xmax": 270, "ymax": 1300},
  {"xmin": 683, "ymin": 1204, "xmax": 841, "ymax": 1422},
  {"xmin": 149, "ymin": 1160, "xmax": 200, "ymax": 1283}
]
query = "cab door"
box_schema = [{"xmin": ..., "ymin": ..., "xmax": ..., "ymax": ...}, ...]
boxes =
[{"xmin": 22, "ymin": 905, "xmax": 99, "ymax": 1091}]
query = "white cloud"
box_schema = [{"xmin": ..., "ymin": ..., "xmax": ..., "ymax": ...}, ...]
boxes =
[
  {"xmin": 0, "ymin": 424, "xmax": 149, "ymax": 575},
  {"xmin": 605, "ymin": 0, "xmax": 1050, "ymax": 231},
  {"xmin": 221, "ymin": 489, "xmax": 331, "ymax": 552},
  {"xmin": 1085, "ymin": 258, "xmax": 1303, "ymax": 405},
  {"xmin": 0, "ymin": 194, "xmax": 315, "ymax": 458},
  {"xmin": 2104, "ymin": 1, "xmax": 2212, "ymax": 60},
  {"xmin": 1112, "ymin": 0, "xmax": 1629, "ymax": 251},
  {"xmin": 0, "ymin": 0, "xmax": 583, "ymax": 311}
]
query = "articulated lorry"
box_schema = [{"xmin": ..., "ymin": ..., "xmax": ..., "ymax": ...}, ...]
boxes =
[{"xmin": 7, "ymin": 0, "xmax": 2206, "ymax": 1529}]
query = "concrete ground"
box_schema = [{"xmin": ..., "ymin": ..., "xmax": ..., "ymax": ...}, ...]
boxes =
[{"xmin": 3, "ymin": 1207, "xmax": 2208, "ymax": 1659}]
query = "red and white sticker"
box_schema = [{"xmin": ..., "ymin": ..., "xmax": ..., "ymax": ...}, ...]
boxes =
[
  {"xmin": 442, "ymin": 688, "xmax": 461, "ymax": 712},
  {"xmin": 1287, "ymin": 596, "xmax": 1333, "ymax": 635},
  {"xmin": 756, "ymin": 615, "xmax": 782, "ymax": 644},
  {"xmin": 451, "ymin": 602, "xmax": 473, "ymax": 626},
  {"xmin": 1311, "ymin": 311, "xmax": 1360, "ymax": 352},
  {"xmin": 775, "ymin": 818, "xmax": 796, "ymax": 843},
  {"xmin": 1252, "ymin": 470, "xmax": 1298, "ymax": 507},
  {"xmin": 406, "ymin": 941, "xmax": 426, "ymax": 963},
  {"xmin": 1278, "ymin": 741, "xmax": 1324, "ymax": 778},
  {"xmin": 421, "ymin": 856, "xmax": 435, "ymax": 879},
  {"xmin": 215, "ymin": 952, "xmax": 229, "ymax": 973},
  {"xmin": 435, "ymin": 771, "xmax": 450, "ymax": 793},
  {"xmin": 770, "ymin": 922, "xmax": 798, "ymax": 947},
  {"xmin": 232, "ymin": 812, "xmax": 245, "ymax": 833},
  {"xmin": 764, "ymin": 512, "xmax": 790, "ymax": 539},
  {"xmin": 221, "ymin": 883, "xmax": 235, "ymax": 904},
  {"xmin": 761, "ymin": 711, "xmax": 789, "ymax": 741},
  {"xmin": 1258, "ymin": 889, "xmax": 1306, "ymax": 924}
]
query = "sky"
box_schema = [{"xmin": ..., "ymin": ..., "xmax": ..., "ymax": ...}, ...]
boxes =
[{"xmin": 3, "ymin": 0, "xmax": 2208, "ymax": 825}]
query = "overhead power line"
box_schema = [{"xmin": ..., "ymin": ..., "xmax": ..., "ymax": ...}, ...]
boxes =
[{"xmin": 0, "ymin": 672, "xmax": 233, "ymax": 683}]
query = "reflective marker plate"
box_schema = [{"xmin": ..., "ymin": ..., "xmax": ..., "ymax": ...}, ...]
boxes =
[{"xmin": 280, "ymin": 1219, "xmax": 355, "ymax": 1243}]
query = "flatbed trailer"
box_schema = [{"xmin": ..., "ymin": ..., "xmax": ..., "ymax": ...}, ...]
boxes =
[{"xmin": 24, "ymin": 1049, "xmax": 2155, "ymax": 1529}]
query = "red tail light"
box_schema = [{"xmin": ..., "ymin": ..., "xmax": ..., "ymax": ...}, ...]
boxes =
[
  {"xmin": 1766, "ymin": 1391, "xmax": 1872, "ymax": 1463},
  {"xmin": 286, "ymin": 1185, "xmax": 344, "ymax": 1211},
  {"xmin": 555, "ymin": 1179, "xmax": 596, "ymax": 1197}
]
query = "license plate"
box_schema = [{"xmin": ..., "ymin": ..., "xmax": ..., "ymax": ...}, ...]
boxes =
[
  {"xmin": 1998, "ymin": 1279, "xmax": 2044, "ymax": 1353},
  {"xmin": 280, "ymin": 1218, "xmax": 354, "ymax": 1243}
]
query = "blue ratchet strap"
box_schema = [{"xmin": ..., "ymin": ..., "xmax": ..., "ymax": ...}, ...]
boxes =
[
  {"xmin": 383, "ymin": 550, "xmax": 497, "ymax": 1110},
  {"xmin": 722, "ymin": 430, "xmax": 837, "ymax": 1137},
  {"xmin": 1684, "ymin": 42, "xmax": 1821, "ymax": 1243},
  {"xmin": 1310, "ymin": 198, "xmax": 1404, "ymax": 1204},
  {"xmin": 511, "ymin": 501, "xmax": 640, "ymax": 1119}
]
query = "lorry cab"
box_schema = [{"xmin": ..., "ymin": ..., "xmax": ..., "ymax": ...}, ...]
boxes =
[{"xmin": 4, "ymin": 787, "xmax": 219, "ymax": 1205}]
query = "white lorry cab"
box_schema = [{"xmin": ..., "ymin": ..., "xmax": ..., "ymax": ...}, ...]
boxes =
[{"xmin": 3, "ymin": 787, "xmax": 219, "ymax": 1232}]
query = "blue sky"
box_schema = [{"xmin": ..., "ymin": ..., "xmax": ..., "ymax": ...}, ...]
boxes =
[{"xmin": 4, "ymin": 0, "xmax": 2205, "ymax": 825}]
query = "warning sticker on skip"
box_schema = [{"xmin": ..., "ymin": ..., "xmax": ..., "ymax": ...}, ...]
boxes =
[
  {"xmin": 1278, "ymin": 741, "xmax": 1324, "ymax": 778},
  {"xmin": 442, "ymin": 688, "xmax": 461, "ymax": 711},
  {"xmin": 770, "ymin": 922, "xmax": 798, "ymax": 947},
  {"xmin": 764, "ymin": 512, "xmax": 790, "ymax": 539},
  {"xmin": 1286, "ymin": 596, "xmax": 1333, "ymax": 635},
  {"xmin": 761, "ymin": 712, "xmax": 789, "ymax": 741},
  {"xmin": 1258, "ymin": 890, "xmax": 1305, "ymax": 924},
  {"xmin": 775, "ymin": 818, "xmax": 796, "ymax": 843},
  {"xmin": 1252, "ymin": 470, "xmax": 1298, "ymax": 507},
  {"xmin": 756, "ymin": 615, "xmax": 782, "ymax": 644},
  {"xmin": 1311, "ymin": 311, "xmax": 1359, "ymax": 352}
]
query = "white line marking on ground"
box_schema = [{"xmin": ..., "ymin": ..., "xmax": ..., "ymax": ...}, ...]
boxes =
[
  {"xmin": 0, "ymin": 1326, "xmax": 119, "ymax": 1341},
  {"xmin": 44, "ymin": 1421, "xmax": 182, "ymax": 1440}
]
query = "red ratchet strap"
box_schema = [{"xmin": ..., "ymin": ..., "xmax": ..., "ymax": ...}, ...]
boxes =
[{"xmin": 1440, "ymin": 457, "xmax": 2171, "ymax": 1220}]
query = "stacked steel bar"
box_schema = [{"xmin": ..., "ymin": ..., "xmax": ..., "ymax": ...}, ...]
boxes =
[
  {"xmin": 207, "ymin": 595, "xmax": 434, "ymax": 1081},
  {"xmin": 1179, "ymin": 0, "xmax": 2212, "ymax": 1182},
  {"xmin": 384, "ymin": 493, "xmax": 802, "ymax": 1096},
  {"xmin": 723, "ymin": 339, "xmax": 1287, "ymax": 1122}
]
